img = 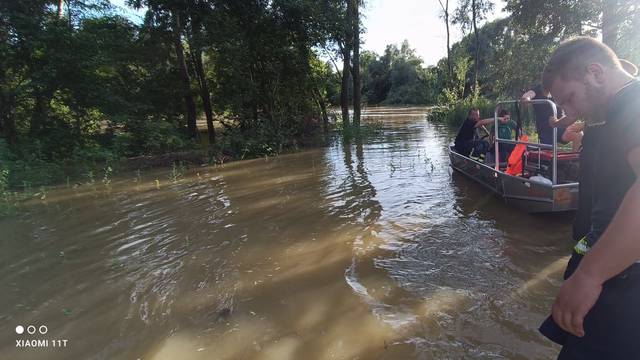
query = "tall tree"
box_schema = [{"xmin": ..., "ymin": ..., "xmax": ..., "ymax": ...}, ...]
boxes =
[
  {"xmin": 437, "ymin": 0, "xmax": 452, "ymax": 81},
  {"xmin": 171, "ymin": 9, "xmax": 197, "ymax": 139},
  {"xmin": 58, "ymin": 0, "xmax": 64, "ymax": 18},
  {"xmin": 471, "ymin": 0, "xmax": 479, "ymax": 96},
  {"xmin": 187, "ymin": 1, "xmax": 214, "ymax": 144},
  {"xmin": 340, "ymin": 0, "xmax": 354, "ymax": 127},
  {"xmin": 352, "ymin": 0, "xmax": 361, "ymax": 127},
  {"xmin": 453, "ymin": 0, "xmax": 493, "ymax": 97},
  {"xmin": 602, "ymin": 0, "xmax": 621, "ymax": 52}
]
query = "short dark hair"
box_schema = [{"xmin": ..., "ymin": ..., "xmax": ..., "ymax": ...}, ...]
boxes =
[
  {"xmin": 468, "ymin": 107, "xmax": 479, "ymax": 117},
  {"xmin": 542, "ymin": 37, "xmax": 621, "ymax": 90},
  {"xmin": 498, "ymin": 109, "xmax": 511, "ymax": 117}
]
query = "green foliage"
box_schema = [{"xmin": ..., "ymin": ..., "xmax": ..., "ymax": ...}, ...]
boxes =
[
  {"xmin": 338, "ymin": 119, "xmax": 385, "ymax": 142},
  {"xmin": 215, "ymin": 124, "xmax": 282, "ymax": 160},
  {"xmin": 1, "ymin": 0, "xmax": 345, "ymax": 190},
  {"xmin": 430, "ymin": 97, "xmax": 495, "ymax": 126},
  {"xmin": 168, "ymin": 161, "xmax": 185, "ymax": 183},
  {"xmin": 360, "ymin": 41, "xmax": 431, "ymax": 105},
  {"xmin": 4, "ymin": 0, "xmax": 640, "ymax": 195}
]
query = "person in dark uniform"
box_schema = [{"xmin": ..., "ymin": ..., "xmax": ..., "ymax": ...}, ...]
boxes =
[
  {"xmin": 573, "ymin": 59, "xmax": 638, "ymax": 242},
  {"xmin": 538, "ymin": 37, "xmax": 640, "ymax": 359},
  {"xmin": 521, "ymin": 85, "xmax": 584, "ymax": 151},
  {"xmin": 454, "ymin": 108, "xmax": 480, "ymax": 156},
  {"xmin": 454, "ymin": 108, "xmax": 496, "ymax": 156}
]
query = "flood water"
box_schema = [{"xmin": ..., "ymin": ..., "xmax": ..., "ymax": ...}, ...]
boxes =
[{"xmin": 0, "ymin": 107, "xmax": 575, "ymax": 359}]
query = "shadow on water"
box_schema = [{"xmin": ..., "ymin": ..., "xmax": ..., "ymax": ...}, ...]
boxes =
[{"xmin": 0, "ymin": 107, "xmax": 569, "ymax": 359}]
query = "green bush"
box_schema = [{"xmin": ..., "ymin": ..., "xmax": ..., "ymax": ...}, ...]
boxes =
[
  {"xmin": 216, "ymin": 125, "xmax": 280, "ymax": 160},
  {"xmin": 125, "ymin": 118, "xmax": 193, "ymax": 155},
  {"xmin": 430, "ymin": 97, "xmax": 495, "ymax": 127}
]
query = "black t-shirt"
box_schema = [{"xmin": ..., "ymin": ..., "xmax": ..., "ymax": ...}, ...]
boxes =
[
  {"xmin": 572, "ymin": 125, "xmax": 604, "ymax": 241},
  {"xmin": 587, "ymin": 80, "xmax": 640, "ymax": 247},
  {"xmin": 455, "ymin": 117, "xmax": 476, "ymax": 146},
  {"xmin": 531, "ymin": 84, "xmax": 563, "ymax": 145}
]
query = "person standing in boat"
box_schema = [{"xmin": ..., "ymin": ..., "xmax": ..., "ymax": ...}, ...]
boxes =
[
  {"xmin": 521, "ymin": 85, "xmax": 584, "ymax": 151},
  {"xmin": 538, "ymin": 37, "xmax": 640, "ymax": 360}
]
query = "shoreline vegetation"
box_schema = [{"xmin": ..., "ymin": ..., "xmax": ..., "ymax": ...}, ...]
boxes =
[{"xmin": 0, "ymin": 110, "xmax": 388, "ymax": 216}]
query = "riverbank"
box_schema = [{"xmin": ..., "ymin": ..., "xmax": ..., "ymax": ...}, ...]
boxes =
[{"xmin": 0, "ymin": 115, "xmax": 391, "ymax": 217}]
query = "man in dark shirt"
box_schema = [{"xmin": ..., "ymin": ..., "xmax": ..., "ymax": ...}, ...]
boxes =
[
  {"xmin": 573, "ymin": 59, "xmax": 636, "ymax": 241},
  {"xmin": 538, "ymin": 37, "xmax": 640, "ymax": 359},
  {"xmin": 454, "ymin": 108, "xmax": 480, "ymax": 155},
  {"xmin": 571, "ymin": 124, "xmax": 603, "ymax": 241},
  {"xmin": 522, "ymin": 85, "xmax": 584, "ymax": 151}
]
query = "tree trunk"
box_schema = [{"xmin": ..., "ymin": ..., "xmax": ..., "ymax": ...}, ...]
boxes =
[
  {"xmin": 0, "ymin": 68, "xmax": 16, "ymax": 145},
  {"xmin": 57, "ymin": 0, "xmax": 64, "ymax": 18},
  {"xmin": 445, "ymin": 1, "xmax": 452, "ymax": 81},
  {"xmin": 0, "ymin": 99, "xmax": 16, "ymax": 146},
  {"xmin": 30, "ymin": 90, "xmax": 51, "ymax": 135},
  {"xmin": 352, "ymin": 0, "xmax": 361, "ymax": 128},
  {"xmin": 340, "ymin": 0, "xmax": 354, "ymax": 128},
  {"xmin": 67, "ymin": 0, "xmax": 72, "ymax": 27},
  {"xmin": 602, "ymin": 0, "xmax": 620, "ymax": 53},
  {"xmin": 172, "ymin": 11, "xmax": 197, "ymax": 139},
  {"xmin": 340, "ymin": 46, "xmax": 351, "ymax": 127},
  {"xmin": 314, "ymin": 89, "xmax": 330, "ymax": 134},
  {"xmin": 192, "ymin": 48, "xmax": 215, "ymax": 145},
  {"xmin": 439, "ymin": 0, "xmax": 452, "ymax": 81},
  {"xmin": 472, "ymin": 0, "xmax": 479, "ymax": 97}
]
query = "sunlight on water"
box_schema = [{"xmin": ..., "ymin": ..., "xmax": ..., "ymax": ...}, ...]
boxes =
[{"xmin": 0, "ymin": 107, "xmax": 572, "ymax": 359}]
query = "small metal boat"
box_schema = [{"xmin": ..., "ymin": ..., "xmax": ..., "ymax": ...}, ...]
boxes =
[{"xmin": 449, "ymin": 100, "xmax": 579, "ymax": 213}]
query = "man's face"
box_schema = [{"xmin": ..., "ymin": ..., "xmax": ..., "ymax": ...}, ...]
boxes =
[
  {"xmin": 550, "ymin": 65, "xmax": 609, "ymax": 120},
  {"xmin": 471, "ymin": 109, "xmax": 480, "ymax": 120},
  {"xmin": 551, "ymin": 78, "xmax": 597, "ymax": 119}
]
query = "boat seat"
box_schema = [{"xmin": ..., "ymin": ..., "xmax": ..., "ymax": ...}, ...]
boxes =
[
  {"xmin": 525, "ymin": 150, "xmax": 580, "ymax": 162},
  {"xmin": 524, "ymin": 149, "xmax": 580, "ymax": 183}
]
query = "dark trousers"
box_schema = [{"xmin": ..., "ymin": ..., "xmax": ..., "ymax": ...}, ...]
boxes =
[
  {"xmin": 455, "ymin": 141, "xmax": 473, "ymax": 156},
  {"xmin": 540, "ymin": 252, "xmax": 640, "ymax": 359},
  {"xmin": 488, "ymin": 143, "xmax": 514, "ymax": 162}
]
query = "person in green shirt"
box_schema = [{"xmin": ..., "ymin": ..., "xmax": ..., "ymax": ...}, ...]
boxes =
[{"xmin": 475, "ymin": 109, "xmax": 516, "ymax": 161}]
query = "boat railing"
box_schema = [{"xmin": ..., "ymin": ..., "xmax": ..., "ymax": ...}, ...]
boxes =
[{"xmin": 494, "ymin": 99, "xmax": 559, "ymax": 184}]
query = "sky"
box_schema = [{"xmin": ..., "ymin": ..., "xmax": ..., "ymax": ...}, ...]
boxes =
[
  {"xmin": 109, "ymin": 0, "xmax": 508, "ymax": 67},
  {"xmin": 362, "ymin": 0, "xmax": 508, "ymax": 66}
]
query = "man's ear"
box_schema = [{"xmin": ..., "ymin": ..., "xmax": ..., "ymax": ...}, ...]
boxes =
[{"xmin": 585, "ymin": 63, "xmax": 606, "ymax": 86}]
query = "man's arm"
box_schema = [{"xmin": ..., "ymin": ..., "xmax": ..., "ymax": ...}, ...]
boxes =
[
  {"xmin": 475, "ymin": 118, "xmax": 493, "ymax": 127},
  {"xmin": 549, "ymin": 115, "xmax": 578, "ymax": 128},
  {"xmin": 552, "ymin": 145, "xmax": 640, "ymax": 337},
  {"xmin": 475, "ymin": 117, "xmax": 506, "ymax": 127}
]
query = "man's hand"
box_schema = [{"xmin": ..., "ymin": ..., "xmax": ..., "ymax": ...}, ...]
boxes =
[
  {"xmin": 521, "ymin": 90, "xmax": 536, "ymax": 103},
  {"xmin": 567, "ymin": 121, "xmax": 585, "ymax": 133},
  {"xmin": 552, "ymin": 270, "xmax": 603, "ymax": 337},
  {"xmin": 549, "ymin": 115, "xmax": 559, "ymax": 127}
]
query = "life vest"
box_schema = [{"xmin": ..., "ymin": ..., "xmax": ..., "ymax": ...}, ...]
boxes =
[{"xmin": 506, "ymin": 135, "xmax": 529, "ymax": 176}]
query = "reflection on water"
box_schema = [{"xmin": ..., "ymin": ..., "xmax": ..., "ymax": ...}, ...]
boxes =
[{"xmin": 0, "ymin": 107, "xmax": 572, "ymax": 359}]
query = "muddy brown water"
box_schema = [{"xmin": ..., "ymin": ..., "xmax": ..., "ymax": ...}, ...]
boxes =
[{"xmin": 0, "ymin": 107, "xmax": 574, "ymax": 359}]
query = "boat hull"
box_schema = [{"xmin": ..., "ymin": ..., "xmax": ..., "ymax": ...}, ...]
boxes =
[{"xmin": 449, "ymin": 146, "xmax": 578, "ymax": 213}]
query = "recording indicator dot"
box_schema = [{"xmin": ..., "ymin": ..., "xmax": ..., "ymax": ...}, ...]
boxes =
[{"xmin": 15, "ymin": 326, "xmax": 24, "ymax": 334}]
